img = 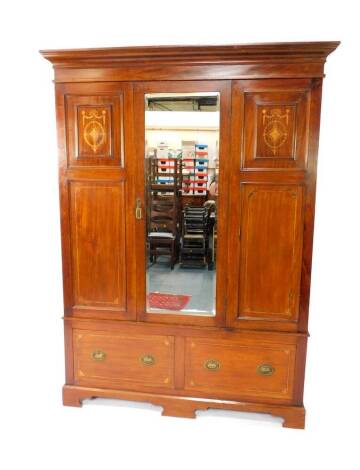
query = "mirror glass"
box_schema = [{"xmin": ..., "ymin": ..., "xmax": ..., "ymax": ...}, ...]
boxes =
[{"xmin": 145, "ymin": 92, "xmax": 220, "ymax": 316}]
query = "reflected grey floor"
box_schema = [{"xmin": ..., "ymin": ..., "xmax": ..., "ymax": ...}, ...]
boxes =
[{"xmin": 146, "ymin": 256, "xmax": 215, "ymax": 315}]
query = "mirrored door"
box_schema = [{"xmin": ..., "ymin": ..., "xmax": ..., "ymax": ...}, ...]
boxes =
[{"xmin": 134, "ymin": 82, "xmax": 231, "ymax": 325}]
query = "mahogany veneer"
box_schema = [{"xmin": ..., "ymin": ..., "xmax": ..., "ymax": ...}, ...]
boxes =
[{"xmin": 41, "ymin": 42, "xmax": 339, "ymax": 428}]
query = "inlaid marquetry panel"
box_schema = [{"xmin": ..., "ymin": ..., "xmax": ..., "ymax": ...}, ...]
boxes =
[
  {"xmin": 65, "ymin": 93, "xmax": 124, "ymax": 166},
  {"xmin": 257, "ymin": 105, "xmax": 296, "ymax": 158},
  {"xmin": 238, "ymin": 184, "xmax": 304, "ymax": 321},
  {"xmin": 77, "ymin": 106, "xmax": 111, "ymax": 156},
  {"xmin": 70, "ymin": 182, "xmax": 127, "ymax": 309},
  {"xmin": 239, "ymin": 80, "xmax": 311, "ymax": 169}
]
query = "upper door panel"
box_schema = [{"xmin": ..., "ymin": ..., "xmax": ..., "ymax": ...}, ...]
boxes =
[
  {"xmin": 65, "ymin": 89, "xmax": 124, "ymax": 167},
  {"xmin": 234, "ymin": 79, "xmax": 312, "ymax": 170}
]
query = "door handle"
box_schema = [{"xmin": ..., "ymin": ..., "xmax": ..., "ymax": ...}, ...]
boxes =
[{"xmin": 135, "ymin": 198, "xmax": 143, "ymax": 220}]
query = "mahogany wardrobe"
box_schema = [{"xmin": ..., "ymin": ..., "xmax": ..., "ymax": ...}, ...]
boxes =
[{"xmin": 41, "ymin": 42, "xmax": 339, "ymax": 428}]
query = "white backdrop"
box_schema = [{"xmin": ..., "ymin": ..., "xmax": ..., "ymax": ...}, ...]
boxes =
[{"xmin": 0, "ymin": 1, "xmax": 359, "ymax": 469}]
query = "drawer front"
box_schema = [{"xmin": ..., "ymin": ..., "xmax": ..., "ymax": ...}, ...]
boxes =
[
  {"xmin": 73, "ymin": 330, "xmax": 174, "ymax": 389},
  {"xmin": 185, "ymin": 337, "xmax": 296, "ymax": 400}
]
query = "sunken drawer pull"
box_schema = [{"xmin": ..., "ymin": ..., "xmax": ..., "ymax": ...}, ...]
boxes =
[
  {"xmin": 257, "ymin": 363, "xmax": 275, "ymax": 376},
  {"xmin": 204, "ymin": 359, "xmax": 221, "ymax": 371},
  {"xmin": 91, "ymin": 350, "xmax": 106, "ymax": 362},
  {"xmin": 140, "ymin": 354, "xmax": 156, "ymax": 366}
]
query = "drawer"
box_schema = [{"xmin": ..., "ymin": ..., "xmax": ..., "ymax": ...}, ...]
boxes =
[
  {"xmin": 185, "ymin": 337, "xmax": 296, "ymax": 400},
  {"xmin": 73, "ymin": 330, "xmax": 175, "ymax": 390}
]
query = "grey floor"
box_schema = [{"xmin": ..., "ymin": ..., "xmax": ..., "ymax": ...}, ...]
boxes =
[{"xmin": 146, "ymin": 256, "xmax": 216, "ymax": 315}]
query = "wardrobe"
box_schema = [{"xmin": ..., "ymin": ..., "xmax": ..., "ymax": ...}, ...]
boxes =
[{"xmin": 41, "ymin": 42, "xmax": 339, "ymax": 428}]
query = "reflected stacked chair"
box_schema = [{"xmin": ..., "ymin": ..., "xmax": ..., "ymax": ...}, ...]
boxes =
[
  {"xmin": 148, "ymin": 156, "xmax": 182, "ymax": 269},
  {"xmin": 180, "ymin": 206, "xmax": 210, "ymax": 268}
]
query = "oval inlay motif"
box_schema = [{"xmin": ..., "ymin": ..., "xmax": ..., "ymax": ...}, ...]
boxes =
[
  {"xmin": 262, "ymin": 108, "xmax": 290, "ymax": 155},
  {"xmin": 82, "ymin": 109, "xmax": 106, "ymax": 153}
]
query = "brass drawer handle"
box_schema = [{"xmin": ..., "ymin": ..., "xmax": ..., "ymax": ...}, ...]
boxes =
[
  {"xmin": 140, "ymin": 354, "xmax": 155, "ymax": 366},
  {"xmin": 257, "ymin": 363, "xmax": 275, "ymax": 376},
  {"xmin": 204, "ymin": 359, "xmax": 221, "ymax": 371},
  {"xmin": 91, "ymin": 350, "xmax": 106, "ymax": 361}
]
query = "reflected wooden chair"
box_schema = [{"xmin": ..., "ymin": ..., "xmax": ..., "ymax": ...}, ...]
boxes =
[{"xmin": 148, "ymin": 195, "xmax": 179, "ymax": 269}]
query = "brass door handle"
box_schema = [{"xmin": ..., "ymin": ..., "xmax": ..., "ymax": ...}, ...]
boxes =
[
  {"xmin": 91, "ymin": 350, "xmax": 106, "ymax": 361},
  {"xmin": 135, "ymin": 198, "xmax": 142, "ymax": 220},
  {"xmin": 204, "ymin": 359, "xmax": 221, "ymax": 371}
]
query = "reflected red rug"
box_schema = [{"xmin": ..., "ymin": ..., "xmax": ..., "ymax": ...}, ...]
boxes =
[{"xmin": 147, "ymin": 292, "xmax": 191, "ymax": 311}]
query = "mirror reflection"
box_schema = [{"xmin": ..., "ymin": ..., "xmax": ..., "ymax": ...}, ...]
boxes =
[{"xmin": 145, "ymin": 92, "xmax": 220, "ymax": 316}]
